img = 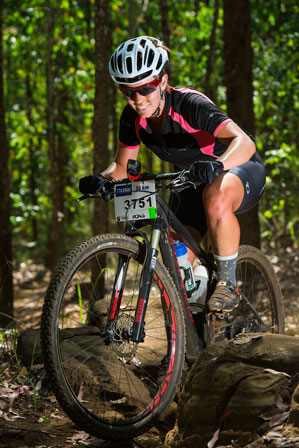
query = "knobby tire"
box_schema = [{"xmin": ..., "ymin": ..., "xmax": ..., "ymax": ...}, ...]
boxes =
[{"xmin": 41, "ymin": 234, "xmax": 185, "ymax": 441}]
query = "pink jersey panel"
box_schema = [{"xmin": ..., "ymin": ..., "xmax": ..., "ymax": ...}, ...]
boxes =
[
  {"xmin": 213, "ymin": 119, "xmax": 232, "ymax": 137},
  {"xmin": 135, "ymin": 116, "xmax": 147, "ymax": 141},
  {"xmin": 118, "ymin": 139, "xmax": 139, "ymax": 150}
]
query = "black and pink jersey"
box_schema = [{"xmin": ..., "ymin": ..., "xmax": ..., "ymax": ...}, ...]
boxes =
[{"xmin": 118, "ymin": 86, "xmax": 256, "ymax": 169}]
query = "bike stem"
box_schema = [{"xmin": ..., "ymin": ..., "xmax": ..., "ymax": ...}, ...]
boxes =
[{"xmin": 131, "ymin": 218, "xmax": 163, "ymax": 342}]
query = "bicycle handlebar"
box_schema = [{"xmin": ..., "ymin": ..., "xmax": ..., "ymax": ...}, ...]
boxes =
[
  {"xmin": 77, "ymin": 170, "xmax": 196, "ymax": 202},
  {"xmin": 110, "ymin": 169, "xmax": 191, "ymax": 185}
]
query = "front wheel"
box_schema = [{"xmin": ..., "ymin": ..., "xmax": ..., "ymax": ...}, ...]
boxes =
[{"xmin": 40, "ymin": 234, "xmax": 185, "ymax": 441}]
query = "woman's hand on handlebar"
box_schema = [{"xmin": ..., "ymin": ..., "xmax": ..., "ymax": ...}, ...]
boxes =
[
  {"xmin": 190, "ymin": 160, "xmax": 224, "ymax": 184},
  {"xmin": 79, "ymin": 174, "xmax": 113, "ymax": 200}
]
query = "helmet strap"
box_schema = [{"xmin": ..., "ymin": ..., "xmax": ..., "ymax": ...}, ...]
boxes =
[{"xmin": 151, "ymin": 85, "xmax": 165, "ymax": 118}]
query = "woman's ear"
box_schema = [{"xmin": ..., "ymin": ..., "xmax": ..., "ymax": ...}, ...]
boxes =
[{"xmin": 161, "ymin": 73, "xmax": 168, "ymax": 88}]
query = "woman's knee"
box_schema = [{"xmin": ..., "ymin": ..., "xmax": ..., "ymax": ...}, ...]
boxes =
[
  {"xmin": 203, "ymin": 175, "xmax": 244, "ymax": 217},
  {"xmin": 203, "ymin": 183, "xmax": 226, "ymax": 217}
]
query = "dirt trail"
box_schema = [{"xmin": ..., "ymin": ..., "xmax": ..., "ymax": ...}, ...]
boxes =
[{"xmin": 0, "ymin": 246, "xmax": 298, "ymax": 447}]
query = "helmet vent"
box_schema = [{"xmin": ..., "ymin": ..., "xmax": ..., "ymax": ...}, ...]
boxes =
[
  {"xmin": 126, "ymin": 57, "xmax": 132, "ymax": 73},
  {"xmin": 140, "ymin": 39, "xmax": 146, "ymax": 48},
  {"xmin": 127, "ymin": 44, "xmax": 134, "ymax": 52},
  {"xmin": 110, "ymin": 57, "xmax": 115, "ymax": 72},
  {"xmin": 156, "ymin": 54, "xmax": 163, "ymax": 70},
  {"xmin": 137, "ymin": 51, "xmax": 143, "ymax": 71},
  {"xmin": 117, "ymin": 55, "xmax": 123, "ymax": 73},
  {"xmin": 147, "ymin": 49, "xmax": 154, "ymax": 67}
]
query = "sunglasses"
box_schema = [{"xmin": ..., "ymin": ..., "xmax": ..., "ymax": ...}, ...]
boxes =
[{"xmin": 119, "ymin": 78, "xmax": 162, "ymax": 99}]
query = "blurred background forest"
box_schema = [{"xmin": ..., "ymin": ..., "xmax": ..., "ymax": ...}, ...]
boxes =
[{"xmin": 0, "ymin": 0, "xmax": 298, "ymax": 325}]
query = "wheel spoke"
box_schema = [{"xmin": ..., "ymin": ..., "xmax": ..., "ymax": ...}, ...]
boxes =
[{"xmin": 41, "ymin": 235, "xmax": 184, "ymax": 440}]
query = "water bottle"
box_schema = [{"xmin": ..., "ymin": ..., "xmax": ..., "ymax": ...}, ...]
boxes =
[
  {"xmin": 189, "ymin": 264, "xmax": 209, "ymax": 305},
  {"xmin": 174, "ymin": 241, "xmax": 196, "ymax": 297}
]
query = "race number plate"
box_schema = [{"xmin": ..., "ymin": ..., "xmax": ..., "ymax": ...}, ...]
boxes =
[{"xmin": 114, "ymin": 180, "xmax": 157, "ymax": 222}]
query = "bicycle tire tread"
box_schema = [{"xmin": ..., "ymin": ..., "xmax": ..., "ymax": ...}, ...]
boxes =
[{"xmin": 41, "ymin": 234, "xmax": 185, "ymax": 441}]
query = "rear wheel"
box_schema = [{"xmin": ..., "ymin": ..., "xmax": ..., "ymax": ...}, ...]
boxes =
[
  {"xmin": 212, "ymin": 245, "xmax": 284, "ymax": 341},
  {"xmin": 41, "ymin": 234, "xmax": 185, "ymax": 441}
]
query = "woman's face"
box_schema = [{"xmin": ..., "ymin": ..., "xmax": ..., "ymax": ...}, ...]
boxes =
[{"xmin": 120, "ymin": 74, "xmax": 168, "ymax": 118}]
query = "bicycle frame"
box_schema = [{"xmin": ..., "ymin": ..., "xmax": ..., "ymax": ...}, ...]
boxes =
[
  {"xmin": 105, "ymin": 190, "xmax": 217, "ymax": 364},
  {"xmin": 81, "ymin": 168, "xmax": 273, "ymax": 367}
]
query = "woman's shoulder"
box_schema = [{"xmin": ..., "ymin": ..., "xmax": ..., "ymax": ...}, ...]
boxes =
[{"xmin": 170, "ymin": 86, "xmax": 215, "ymax": 105}]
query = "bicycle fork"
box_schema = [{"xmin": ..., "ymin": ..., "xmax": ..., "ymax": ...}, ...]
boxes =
[
  {"xmin": 105, "ymin": 219, "xmax": 162, "ymax": 343},
  {"xmin": 131, "ymin": 219, "xmax": 162, "ymax": 342}
]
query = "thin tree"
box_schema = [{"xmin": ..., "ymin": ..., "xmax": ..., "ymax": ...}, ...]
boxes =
[
  {"xmin": 128, "ymin": 0, "xmax": 136, "ymax": 38},
  {"xmin": 0, "ymin": 0, "xmax": 13, "ymax": 326},
  {"xmin": 223, "ymin": 0, "xmax": 261, "ymax": 247},
  {"xmin": 90, "ymin": 0, "xmax": 110, "ymax": 299},
  {"xmin": 160, "ymin": 0, "xmax": 171, "ymax": 79},
  {"xmin": 46, "ymin": 0, "xmax": 61, "ymax": 270},
  {"xmin": 159, "ymin": 0, "xmax": 171, "ymax": 174},
  {"xmin": 204, "ymin": 0, "xmax": 219, "ymax": 101},
  {"xmin": 92, "ymin": 0, "xmax": 109, "ymax": 237}
]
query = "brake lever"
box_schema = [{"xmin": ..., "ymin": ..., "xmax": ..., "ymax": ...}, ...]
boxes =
[
  {"xmin": 76, "ymin": 192, "xmax": 101, "ymax": 202},
  {"xmin": 169, "ymin": 170, "xmax": 200, "ymax": 190}
]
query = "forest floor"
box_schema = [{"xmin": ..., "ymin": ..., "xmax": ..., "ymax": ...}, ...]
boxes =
[{"xmin": 0, "ymin": 244, "xmax": 298, "ymax": 448}]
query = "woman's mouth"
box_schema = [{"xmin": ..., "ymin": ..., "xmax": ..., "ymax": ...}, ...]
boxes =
[{"xmin": 136, "ymin": 105, "xmax": 149, "ymax": 112}]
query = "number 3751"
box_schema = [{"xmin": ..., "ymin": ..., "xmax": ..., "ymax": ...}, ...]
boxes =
[{"xmin": 124, "ymin": 197, "xmax": 153, "ymax": 211}]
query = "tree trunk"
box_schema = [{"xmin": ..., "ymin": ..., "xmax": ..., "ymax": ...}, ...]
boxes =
[
  {"xmin": 92, "ymin": 0, "xmax": 109, "ymax": 237},
  {"xmin": 160, "ymin": 0, "xmax": 171, "ymax": 80},
  {"xmin": 204, "ymin": 0, "xmax": 219, "ymax": 101},
  {"xmin": 56, "ymin": 45, "xmax": 70, "ymax": 222},
  {"xmin": 128, "ymin": 0, "xmax": 136, "ymax": 38},
  {"xmin": 91, "ymin": 0, "xmax": 110, "ymax": 298},
  {"xmin": 25, "ymin": 73, "xmax": 38, "ymax": 241},
  {"xmin": 46, "ymin": 0, "xmax": 60, "ymax": 270},
  {"xmin": 223, "ymin": 0, "xmax": 261, "ymax": 248},
  {"xmin": 0, "ymin": 0, "xmax": 13, "ymax": 326}
]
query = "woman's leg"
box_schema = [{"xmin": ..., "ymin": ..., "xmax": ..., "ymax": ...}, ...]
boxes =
[
  {"xmin": 203, "ymin": 172, "xmax": 244, "ymax": 256},
  {"xmin": 203, "ymin": 159, "xmax": 265, "ymax": 312}
]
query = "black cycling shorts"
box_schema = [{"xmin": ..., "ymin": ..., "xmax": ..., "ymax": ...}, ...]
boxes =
[{"xmin": 169, "ymin": 156, "xmax": 266, "ymax": 237}]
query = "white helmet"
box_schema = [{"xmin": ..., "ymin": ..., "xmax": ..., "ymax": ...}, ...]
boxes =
[{"xmin": 109, "ymin": 36, "xmax": 169, "ymax": 85}]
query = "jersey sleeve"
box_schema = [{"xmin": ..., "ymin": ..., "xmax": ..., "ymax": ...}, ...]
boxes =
[
  {"xmin": 180, "ymin": 92, "xmax": 231, "ymax": 136},
  {"xmin": 119, "ymin": 105, "xmax": 140, "ymax": 149}
]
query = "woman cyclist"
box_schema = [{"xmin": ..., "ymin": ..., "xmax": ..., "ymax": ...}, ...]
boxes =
[{"xmin": 79, "ymin": 36, "xmax": 266, "ymax": 313}]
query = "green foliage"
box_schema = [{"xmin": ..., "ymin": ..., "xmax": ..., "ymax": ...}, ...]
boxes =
[
  {"xmin": 251, "ymin": 0, "xmax": 299, "ymax": 244},
  {"xmin": 2, "ymin": 0, "xmax": 298, "ymax": 266}
]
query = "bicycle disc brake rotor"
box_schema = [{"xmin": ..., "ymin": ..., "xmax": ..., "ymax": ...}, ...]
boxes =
[{"xmin": 109, "ymin": 313, "xmax": 138, "ymax": 360}]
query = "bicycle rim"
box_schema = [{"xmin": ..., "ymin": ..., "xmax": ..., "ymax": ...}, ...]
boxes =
[
  {"xmin": 213, "ymin": 245, "xmax": 284, "ymax": 340},
  {"xmin": 41, "ymin": 235, "xmax": 184, "ymax": 440}
]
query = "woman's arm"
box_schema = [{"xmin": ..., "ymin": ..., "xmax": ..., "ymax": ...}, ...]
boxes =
[
  {"xmin": 101, "ymin": 144, "xmax": 140, "ymax": 180},
  {"xmin": 215, "ymin": 121, "xmax": 256, "ymax": 170}
]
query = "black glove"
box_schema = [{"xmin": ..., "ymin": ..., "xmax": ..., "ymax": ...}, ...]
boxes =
[
  {"xmin": 79, "ymin": 174, "xmax": 110, "ymax": 195},
  {"xmin": 190, "ymin": 160, "xmax": 224, "ymax": 184}
]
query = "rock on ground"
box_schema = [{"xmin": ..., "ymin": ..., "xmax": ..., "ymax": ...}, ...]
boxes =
[{"xmin": 165, "ymin": 333, "xmax": 299, "ymax": 448}]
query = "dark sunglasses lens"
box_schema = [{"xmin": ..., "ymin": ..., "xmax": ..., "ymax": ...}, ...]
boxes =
[
  {"xmin": 138, "ymin": 85, "xmax": 156, "ymax": 96},
  {"xmin": 120, "ymin": 83, "xmax": 157, "ymax": 98},
  {"xmin": 120, "ymin": 87, "xmax": 133, "ymax": 98}
]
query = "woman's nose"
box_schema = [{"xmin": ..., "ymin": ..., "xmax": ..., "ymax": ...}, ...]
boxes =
[{"xmin": 133, "ymin": 91, "xmax": 144, "ymax": 102}]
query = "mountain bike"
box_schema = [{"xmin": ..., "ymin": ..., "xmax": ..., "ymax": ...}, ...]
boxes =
[{"xmin": 40, "ymin": 161, "xmax": 284, "ymax": 441}]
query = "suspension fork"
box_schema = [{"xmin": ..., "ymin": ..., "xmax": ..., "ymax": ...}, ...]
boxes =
[
  {"xmin": 130, "ymin": 218, "xmax": 163, "ymax": 343},
  {"xmin": 105, "ymin": 253, "xmax": 130, "ymax": 333}
]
